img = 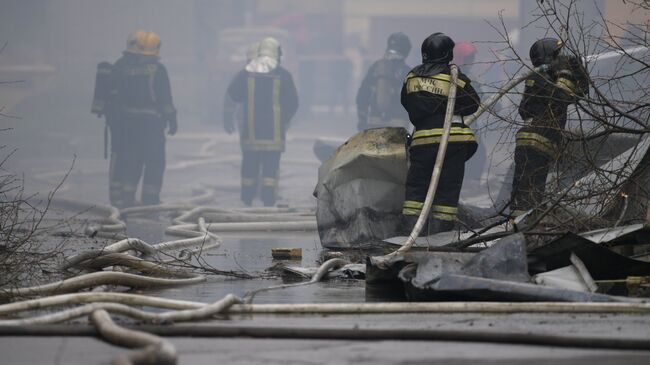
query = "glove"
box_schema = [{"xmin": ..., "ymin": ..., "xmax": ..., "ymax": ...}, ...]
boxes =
[
  {"xmin": 224, "ymin": 118, "xmax": 235, "ymax": 134},
  {"xmin": 167, "ymin": 117, "xmax": 177, "ymax": 136}
]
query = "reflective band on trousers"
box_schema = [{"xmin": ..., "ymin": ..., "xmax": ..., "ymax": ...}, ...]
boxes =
[
  {"xmin": 402, "ymin": 202, "xmax": 457, "ymax": 221},
  {"xmin": 431, "ymin": 204, "xmax": 458, "ymax": 221},
  {"xmin": 262, "ymin": 177, "xmax": 278, "ymax": 187},
  {"xmin": 516, "ymin": 131, "xmax": 556, "ymax": 157},
  {"xmin": 411, "ymin": 122, "xmax": 475, "ymax": 147},
  {"xmin": 403, "ymin": 200, "xmax": 424, "ymax": 209}
]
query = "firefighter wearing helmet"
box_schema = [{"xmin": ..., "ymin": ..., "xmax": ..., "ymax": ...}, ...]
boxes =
[
  {"xmin": 225, "ymin": 37, "xmax": 299, "ymax": 206},
  {"xmin": 399, "ymin": 32, "xmax": 481, "ymax": 235},
  {"xmin": 510, "ymin": 38, "xmax": 589, "ymax": 217},
  {"xmin": 356, "ymin": 32, "xmax": 412, "ymax": 131},
  {"xmin": 91, "ymin": 30, "xmax": 177, "ymax": 208}
]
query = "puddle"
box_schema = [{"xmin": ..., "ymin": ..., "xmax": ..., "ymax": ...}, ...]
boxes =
[{"xmin": 132, "ymin": 222, "xmax": 367, "ymax": 303}]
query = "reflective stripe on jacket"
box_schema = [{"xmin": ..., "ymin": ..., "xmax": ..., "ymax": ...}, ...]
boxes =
[
  {"xmin": 227, "ymin": 66, "xmax": 299, "ymax": 152},
  {"xmin": 410, "ymin": 122, "xmax": 476, "ymax": 147}
]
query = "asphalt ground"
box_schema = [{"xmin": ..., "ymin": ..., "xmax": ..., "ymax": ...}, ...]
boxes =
[{"xmin": 4, "ymin": 115, "xmax": 650, "ymax": 364}]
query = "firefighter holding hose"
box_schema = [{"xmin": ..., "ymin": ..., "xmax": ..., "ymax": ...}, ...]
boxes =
[
  {"xmin": 399, "ymin": 32, "xmax": 481, "ymax": 235},
  {"xmin": 510, "ymin": 38, "xmax": 589, "ymax": 217}
]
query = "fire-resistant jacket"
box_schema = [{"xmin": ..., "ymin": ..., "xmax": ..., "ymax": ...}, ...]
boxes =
[
  {"xmin": 109, "ymin": 53, "xmax": 177, "ymax": 125},
  {"xmin": 227, "ymin": 66, "xmax": 299, "ymax": 152},
  {"xmin": 400, "ymin": 64, "xmax": 480, "ymax": 151},
  {"xmin": 516, "ymin": 69, "xmax": 571, "ymax": 158}
]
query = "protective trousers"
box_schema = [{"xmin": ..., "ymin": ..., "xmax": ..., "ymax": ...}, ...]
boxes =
[
  {"xmin": 402, "ymin": 143, "xmax": 467, "ymax": 234},
  {"xmin": 510, "ymin": 145, "xmax": 552, "ymax": 217},
  {"xmin": 241, "ymin": 150, "xmax": 281, "ymax": 206},
  {"xmin": 111, "ymin": 118, "xmax": 166, "ymax": 207}
]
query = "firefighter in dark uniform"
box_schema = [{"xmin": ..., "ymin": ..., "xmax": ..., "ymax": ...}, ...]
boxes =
[
  {"xmin": 510, "ymin": 38, "xmax": 587, "ymax": 217},
  {"xmin": 92, "ymin": 30, "xmax": 177, "ymax": 208},
  {"xmin": 356, "ymin": 32, "xmax": 412, "ymax": 131},
  {"xmin": 226, "ymin": 37, "xmax": 299, "ymax": 206},
  {"xmin": 400, "ymin": 33, "xmax": 481, "ymax": 234}
]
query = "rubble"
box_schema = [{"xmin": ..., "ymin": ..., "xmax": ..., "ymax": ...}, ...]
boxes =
[
  {"xmin": 368, "ymin": 231, "xmax": 650, "ymax": 302},
  {"xmin": 314, "ymin": 127, "xmax": 409, "ymax": 248}
]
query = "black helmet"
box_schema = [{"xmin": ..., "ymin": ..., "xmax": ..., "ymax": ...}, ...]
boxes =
[
  {"xmin": 387, "ymin": 32, "xmax": 412, "ymax": 58},
  {"xmin": 421, "ymin": 32, "xmax": 455, "ymax": 64},
  {"xmin": 530, "ymin": 38, "xmax": 563, "ymax": 67}
]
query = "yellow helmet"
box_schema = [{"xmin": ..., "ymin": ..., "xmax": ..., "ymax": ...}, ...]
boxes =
[
  {"xmin": 126, "ymin": 30, "xmax": 147, "ymax": 54},
  {"xmin": 258, "ymin": 37, "xmax": 281, "ymax": 62},
  {"xmin": 125, "ymin": 31, "xmax": 161, "ymax": 56}
]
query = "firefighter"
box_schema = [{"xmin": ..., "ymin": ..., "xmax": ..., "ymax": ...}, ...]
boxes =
[
  {"xmin": 356, "ymin": 32, "xmax": 412, "ymax": 131},
  {"xmin": 400, "ymin": 32, "xmax": 481, "ymax": 235},
  {"xmin": 92, "ymin": 30, "xmax": 177, "ymax": 208},
  {"xmin": 226, "ymin": 37, "xmax": 299, "ymax": 206},
  {"xmin": 510, "ymin": 38, "xmax": 588, "ymax": 217}
]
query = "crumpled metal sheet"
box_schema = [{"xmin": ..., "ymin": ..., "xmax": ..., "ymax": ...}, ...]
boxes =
[
  {"xmin": 314, "ymin": 127, "xmax": 409, "ymax": 249},
  {"xmin": 396, "ymin": 233, "xmax": 632, "ymax": 302},
  {"xmin": 580, "ymin": 223, "xmax": 648, "ymax": 245},
  {"xmin": 399, "ymin": 233, "xmax": 530, "ymax": 288},
  {"xmin": 533, "ymin": 265, "xmax": 591, "ymax": 292},
  {"xmin": 404, "ymin": 274, "xmax": 627, "ymax": 302}
]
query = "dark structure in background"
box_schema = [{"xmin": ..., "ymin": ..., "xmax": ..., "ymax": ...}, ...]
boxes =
[
  {"xmin": 510, "ymin": 38, "xmax": 588, "ymax": 217},
  {"xmin": 91, "ymin": 30, "xmax": 177, "ymax": 208},
  {"xmin": 400, "ymin": 33, "xmax": 480, "ymax": 235},
  {"xmin": 355, "ymin": 32, "xmax": 412, "ymax": 131},
  {"xmin": 226, "ymin": 37, "xmax": 299, "ymax": 206}
]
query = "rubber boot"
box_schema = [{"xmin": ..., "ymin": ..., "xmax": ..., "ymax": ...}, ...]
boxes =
[
  {"xmin": 398, "ymin": 215, "xmax": 431, "ymax": 237},
  {"xmin": 427, "ymin": 218, "xmax": 455, "ymax": 235}
]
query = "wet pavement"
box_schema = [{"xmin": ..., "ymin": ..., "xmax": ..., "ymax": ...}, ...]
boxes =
[
  {"xmin": 4, "ymin": 335, "xmax": 650, "ymax": 365},
  {"xmin": 5, "ymin": 117, "xmax": 650, "ymax": 364},
  {"xmin": 144, "ymin": 231, "xmax": 367, "ymax": 304}
]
